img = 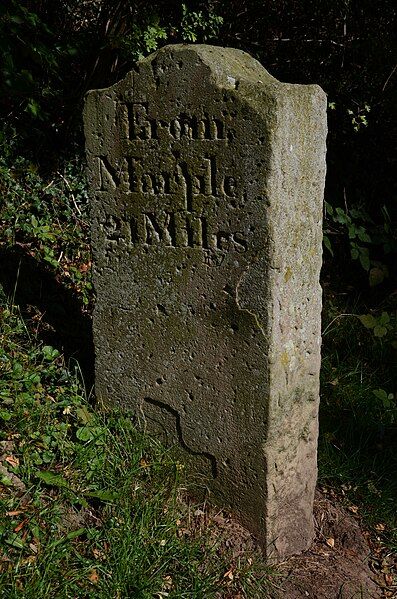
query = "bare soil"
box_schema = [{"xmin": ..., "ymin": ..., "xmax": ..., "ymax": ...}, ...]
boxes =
[
  {"xmin": 192, "ymin": 488, "xmax": 396, "ymax": 599},
  {"xmin": 278, "ymin": 490, "xmax": 383, "ymax": 598}
]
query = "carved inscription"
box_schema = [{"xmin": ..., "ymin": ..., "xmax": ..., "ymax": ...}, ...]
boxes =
[
  {"xmin": 97, "ymin": 102, "xmax": 249, "ymax": 257},
  {"xmin": 101, "ymin": 212, "xmax": 247, "ymax": 252},
  {"xmin": 122, "ymin": 102, "xmax": 226, "ymax": 141},
  {"xmin": 97, "ymin": 155, "xmax": 238, "ymax": 202}
]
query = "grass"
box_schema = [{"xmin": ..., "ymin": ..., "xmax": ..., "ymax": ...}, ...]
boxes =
[{"xmin": 0, "ymin": 288, "xmax": 274, "ymax": 598}]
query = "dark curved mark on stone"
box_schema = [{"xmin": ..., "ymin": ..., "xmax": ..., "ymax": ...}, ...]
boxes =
[{"xmin": 143, "ymin": 397, "xmax": 218, "ymax": 478}]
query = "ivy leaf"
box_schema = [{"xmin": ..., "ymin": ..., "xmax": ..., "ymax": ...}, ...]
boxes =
[
  {"xmin": 374, "ymin": 325, "xmax": 387, "ymax": 338},
  {"xmin": 26, "ymin": 99, "xmax": 40, "ymax": 117},
  {"xmin": 85, "ymin": 489, "xmax": 119, "ymax": 502},
  {"xmin": 37, "ymin": 471, "xmax": 70, "ymax": 488},
  {"xmin": 0, "ymin": 410, "xmax": 12, "ymax": 421},
  {"xmin": 379, "ymin": 312, "xmax": 390, "ymax": 326},
  {"xmin": 369, "ymin": 266, "xmax": 386, "ymax": 287},
  {"xmin": 335, "ymin": 207, "xmax": 350, "ymax": 225},
  {"xmin": 323, "ymin": 235, "xmax": 334, "ymax": 256},
  {"xmin": 359, "ymin": 251, "xmax": 370, "ymax": 271},
  {"xmin": 358, "ymin": 314, "xmax": 376, "ymax": 329},
  {"xmin": 76, "ymin": 406, "xmax": 94, "ymax": 424},
  {"xmin": 373, "ymin": 388, "xmax": 388, "ymax": 401},
  {"xmin": 357, "ymin": 227, "xmax": 371, "ymax": 243},
  {"xmin": 348, "ymin": 224, "xmax": 357, "ymax": 239},
  {"xmin": 373, "ymin": 389, "xmax": 393, "ymax": 408},
  {"xmin": 42, "ymin": 345, "xmax": 59, "ymax": 361},
  {"xmin": 76, "ymin": 426, "xmax": 94, "ymax": 442}
]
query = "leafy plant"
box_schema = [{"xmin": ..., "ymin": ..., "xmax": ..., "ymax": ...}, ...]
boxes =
[
  {"xmin": 0, "ymin": 1, "xmax": 59, "ymax": 119},
  {"xmin": 358, "ymin": 311, "xmax": 395, "ymax": 339},
  {"xmin": 347, "ymin": 103, "xmax": 371, "ymax": 132},
  {"xmin": 372, "ymin": 388, "xmax": 395, "ymax": 415},
  {"xmin": 180, "ymin": 3, "xmax": 223, "ymax": 42},
  {"xmin": 324, "ymin": 202, "xmax": 371, "ymax": 269},
  {"xmin": 116, "ymin": 3, "xmax": 224, "ymax": 60},
  {"xmin": 323, "ymin": 201, "xmax": 396, "ymax": 284},
  {"xmin": 0, "ymin": 148, "xmax": 92, "ymax": 305},
  {"xmin": 118, "ymin": 21, "xmax": 168, "ymax": 61}
]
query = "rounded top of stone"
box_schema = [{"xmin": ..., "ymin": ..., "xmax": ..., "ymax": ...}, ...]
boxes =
[
  {"xmin": 85, "ymin": 44, "xmax": 325, "ymax": 114},
  {"xmin": 142, "ymin": 43, "xmax": 280, "ymax": 90}
]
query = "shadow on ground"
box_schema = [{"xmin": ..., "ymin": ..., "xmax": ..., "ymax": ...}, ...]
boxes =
[{"xmin": 0, "ymin": 246, "xmax": 94, "ymax": 392}]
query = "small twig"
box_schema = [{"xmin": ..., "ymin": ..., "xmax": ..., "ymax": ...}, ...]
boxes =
[
  {"xmin": 43, "ymin": 179, "xmax": 54, "ymax": 191},
  {"xmin": 343, "ymin": 187, "xmax": 348, "ymax": 213},
  {"xmin": 382, "ymin": 63, "xmax": 397, "ymax": 92},
  {"xmin": 322, "ymin": 313, "xmax": 358, "ymax": 336},
  {"xmin": 273, "ymin": 37, "xmax": 347, "ymax": 47},
  {"xmin": 57, "ymin": 171, "xmax": 82, "ymax": 216}
]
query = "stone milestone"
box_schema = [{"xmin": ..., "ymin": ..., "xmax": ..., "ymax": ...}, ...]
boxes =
[{"xmin": 84, "ymin": 44, "xmax": 327, "ymax": 559}]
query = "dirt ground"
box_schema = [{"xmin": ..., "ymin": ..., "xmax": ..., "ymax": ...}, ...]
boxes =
[
  {"xmin": 199, "ymin": 487, "xmax": 396, "ymax": 599},
  {"xmin": 278, "ymin": 490, "xmax": 385, "ymax": 598}
]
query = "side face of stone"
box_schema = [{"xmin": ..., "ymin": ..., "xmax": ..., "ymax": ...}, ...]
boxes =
[{"xmin": 84, "ymin": 44, "xmax": 327, "ymax": 559}]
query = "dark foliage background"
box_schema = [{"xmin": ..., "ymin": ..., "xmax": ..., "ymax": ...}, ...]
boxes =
[{"xmin": 1, "ymin": 0, "xmax": 395, "ymax": 279}]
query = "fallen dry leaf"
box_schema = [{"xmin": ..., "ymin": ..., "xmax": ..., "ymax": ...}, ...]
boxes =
[
  {"xmin": 92, "ymin": 547, "xmax": 106, "ymax": 561},
  {"xmin": 14, "ymin": 519, "xmax": 28, "ymax": 533},
  {"xmin": 348, "ymin": 505, "xmax": 359, "ymax": 514},
  {"xmin": 223, "ymin": 568, "xmax": 234, "ymax": 580},
  {"xmin": 88, "ymin": 569, "xmax": 99, "ymax": 584},
  {"xmin": 176, "ymin": 527, "xmax": 190, "ymax": 537},
  {"xmin": 79, "ymin": 262, "xmax": 91, "ymax": 273},
  {"xmin": 162, "ymin": 575, "xmax": 173, "ymax": 590},
  {"xmin": 326, "ymin": 537, "xmax": 335, "ymax": 548},
  {"xmin": 384, "ymin": 573, "xmax": 393, "ymax": 586},
  {"xmin": 5, "ymin": 455, "xmax": 19, "ymax": 468}
]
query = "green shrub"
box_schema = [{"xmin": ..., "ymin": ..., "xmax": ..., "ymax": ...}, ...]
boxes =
[{"xmin": 0, "ymin": 149, "xmax": 92, "ymax": 305}]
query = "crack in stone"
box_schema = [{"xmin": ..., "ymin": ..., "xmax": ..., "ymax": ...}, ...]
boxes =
[
  {"xmin": 235, "ymin": 265, "xmax": 266, "ymax": 338},
  {"xmin": 143, "ymin": 397, "xmax": 218, "ymax": 478}
]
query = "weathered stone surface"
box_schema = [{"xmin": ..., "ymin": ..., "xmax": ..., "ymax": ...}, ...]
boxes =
[{"xmin": 84, "ymin": 44, "xmax": 327, "ymax": 559}]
